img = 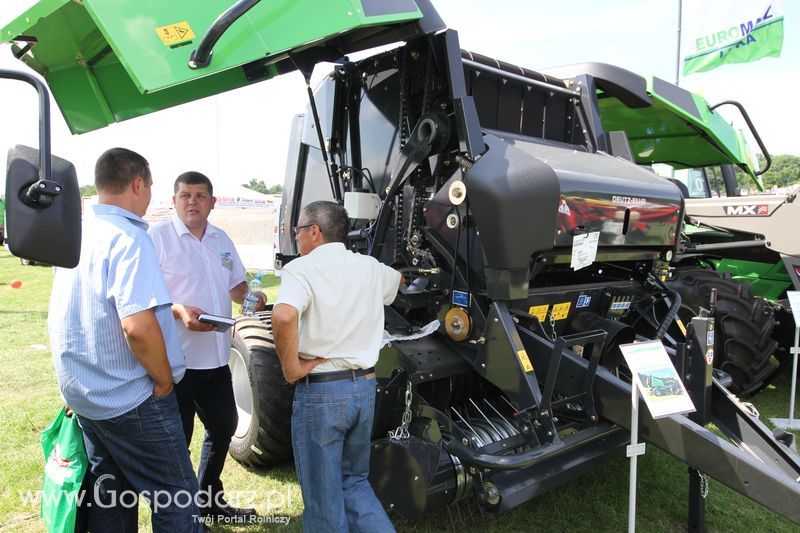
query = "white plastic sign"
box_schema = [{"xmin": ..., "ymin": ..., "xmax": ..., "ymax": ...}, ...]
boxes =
[
  {"xmin": 571, "ymin": 231, "xmax": 599, "ymax": 271},
  {"xmin": 787, "ymin": 291, "xmax": 800, "ymax": 324},
  {"xmin": 620, "ymin": 340, "xmax": 696, "ymax": 419}
]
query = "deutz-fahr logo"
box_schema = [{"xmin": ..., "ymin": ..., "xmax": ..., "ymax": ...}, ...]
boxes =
[
  {"xmin": 724, "ymin": 204, "xmax": 768, "ymax": 216},
  {"xmin": 612, "ymin": 195, "xmax": 647, "ymax": 205}
]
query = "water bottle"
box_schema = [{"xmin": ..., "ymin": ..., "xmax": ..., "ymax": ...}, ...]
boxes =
[{"xmin": 242, "ymin": 275, "xmax": 263, "ymax": 316}]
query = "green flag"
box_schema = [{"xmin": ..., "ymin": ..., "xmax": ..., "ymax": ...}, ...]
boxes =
[{"xmin": 682, "ymin": 0, "xmax": 784, "ymax": 76}]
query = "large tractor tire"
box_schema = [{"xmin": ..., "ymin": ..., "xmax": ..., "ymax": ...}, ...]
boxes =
[
  {"xmin": 667, "ymin": 266, "xmax": 779, "ymax": 397},
  {"xmin": 228, "ymin": 313, "xmax": 294, "ymax": 467}
]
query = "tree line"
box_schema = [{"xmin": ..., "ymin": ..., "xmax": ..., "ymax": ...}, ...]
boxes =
[
  {"xmin": 733, "ymin": 154, "xmax": 800, "ymax": 191},
  {"xmin": 242, "ymin": 178, "xmax": 283, "ymax": 195},
  {"xmin": 78, "ymin": 179, "xmax": 284, "ymax": 197}
]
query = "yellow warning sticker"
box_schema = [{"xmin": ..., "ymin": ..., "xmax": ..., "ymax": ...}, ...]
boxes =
[
  {"xmin": 528, "ymin": 304, "xmax": 549, "ymax": 322},
  {"xmin": 528, "ymin": 304, "xmax": 550, "ymax": 322},
  {"xmin": 675, "ymin": 318, "xmax": 687, "ymax": 337},
  {"xmin": 517, "ymin": 350, "xmax": 534, "ymax": 372},
  {"xmin": 155, "ymin": 21, "xmax": 196, "ymax": 46},
  {"xmin": 551, "ymin": 302, "xmax": 571, "ymax": 320}
]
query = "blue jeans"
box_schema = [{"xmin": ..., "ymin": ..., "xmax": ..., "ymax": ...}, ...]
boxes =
[
  {"xmin": 292, "ymin": 375, "xmax": 395, "ymax": 533},
  {"xmin": 77, "ymin": 392, "xmax": 203, "ymax": 532}
]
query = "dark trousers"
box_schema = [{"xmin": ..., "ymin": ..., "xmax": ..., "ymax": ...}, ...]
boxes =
[{"xmin": 175, "ymin": 365, "xmax": 238, "ymax": 506}]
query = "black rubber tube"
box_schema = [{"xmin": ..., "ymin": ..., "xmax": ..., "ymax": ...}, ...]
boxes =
[{"xmin": 189, "ymin": 0, "xmax": 261, "ymax": 69}]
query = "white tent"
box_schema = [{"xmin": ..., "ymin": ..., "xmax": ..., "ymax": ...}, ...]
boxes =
[
  {"xmin": 213, "ymin": 183, "xmax": 279, "ymax": 208},
  {"xmin": 149, "ymin": 179, "xmax": 279, "ymax": 208}
]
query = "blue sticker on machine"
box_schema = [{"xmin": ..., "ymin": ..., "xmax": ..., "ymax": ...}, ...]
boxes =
[
  {"xmin": 452, "ymin": 290, "xmax": 470, "ymax": 307},
  {"xmin": 576, "ymin": 295, "xmax": 591, "ymax": 308}
]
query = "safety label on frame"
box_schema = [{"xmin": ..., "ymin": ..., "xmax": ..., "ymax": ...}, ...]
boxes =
[
  {"xmin": 551, "ymin": 302, "xmax": 571, "ymax": 320},
  {"xmin": 528, "ymin": 305, "xmax": 548, "ymax": 322},
  {"xmin": 517, "ymin": 350, "xmax": 534, "ymax": 372},
  {"xmin": 155, "ymin": 21, "xmax": 196, "ymax": 46}
]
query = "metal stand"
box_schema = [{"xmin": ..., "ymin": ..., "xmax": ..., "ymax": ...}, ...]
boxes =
[
  {"xmin": 686, "ymin": 316, "xmax": 714, "ymax": 533},
  {"xmin": 627, "ymin": 379, "xmax": 645, "ymax": 533},
  {"xmin": 771, "ymin": 326, "xmax": 800, "ymax": 430},
  {"xmin": 688, "ymin": 467, "xmax": 705, "ymax": 532}
]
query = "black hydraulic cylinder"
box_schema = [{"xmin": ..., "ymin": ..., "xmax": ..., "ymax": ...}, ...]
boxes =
[{"xmin": 684, "ymin": 240, "xmax": 766, "ymax": 253}]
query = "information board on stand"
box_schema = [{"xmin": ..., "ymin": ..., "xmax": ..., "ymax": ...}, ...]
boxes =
[
  {"xmin": 621, "ymin": 340, "xmax": 696, "ymax": 419},
  {"xmin": 771, "ymin": 291, "xmax": 800, "ymax": 430},
  {"xmin": 619, "ymin": 340, "xmax": 695, "ymax": 533}
]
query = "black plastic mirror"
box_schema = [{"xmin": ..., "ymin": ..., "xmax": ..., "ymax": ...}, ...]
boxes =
[
  {"xmin": 5, "ymin": 145, "xmax": 81, "ymax": 267},
  {"xmin": 1, "ymin": 68, "xmax": 81, "ymax": 268}
]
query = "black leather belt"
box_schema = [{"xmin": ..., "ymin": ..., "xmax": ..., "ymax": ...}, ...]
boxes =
[{"xmin": 304, "ymin": 367, "xmax": 375, "ymax": 384}]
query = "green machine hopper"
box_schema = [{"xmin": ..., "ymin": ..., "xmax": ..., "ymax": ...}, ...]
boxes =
[
  {"xmin": 1, "ymin": 0, "xmax": 436, "ymax": 134},
  {"xmin": 596, "ymin": 74, "xmax": 765, "ymax": 188}
]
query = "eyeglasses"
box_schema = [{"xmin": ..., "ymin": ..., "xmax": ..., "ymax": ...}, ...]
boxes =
[{"xmin": 292, "ymin": 224, "xmax": 315, "ymax": 238}]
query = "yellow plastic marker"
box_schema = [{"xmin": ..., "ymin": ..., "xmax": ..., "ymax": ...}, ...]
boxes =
[{"xmin": 517, "ymin": 350, "xmax": 534, "ymax": 372}]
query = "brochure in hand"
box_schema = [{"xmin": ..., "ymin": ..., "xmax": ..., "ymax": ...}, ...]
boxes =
[{"xmin": 198, "ymin": 313, "xmax": 236, "ymax": 333}]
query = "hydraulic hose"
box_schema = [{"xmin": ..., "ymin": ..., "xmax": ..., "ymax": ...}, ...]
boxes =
[{"xmin": 651, "ymin": 274, "xmax": 682, "ymax": 340}]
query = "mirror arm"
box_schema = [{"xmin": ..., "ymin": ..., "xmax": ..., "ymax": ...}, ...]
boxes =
[{"xmin": 0, "ymin": 68, "xmax": 53, "ymax": 206}]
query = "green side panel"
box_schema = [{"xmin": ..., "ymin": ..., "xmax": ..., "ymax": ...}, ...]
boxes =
[
  {"xmin": 598, "ymin": 77, "xmax": 763, "ymax": 189},
  {"xmin": 0, "ymin": 0, "xmax": 70, "ymax": 40},
  {"xmin": 683, "ymin": 222, "xmax": 734, "ymax": 239},
  {"xmin": 1, "ymin": 0, "xmax": 421, "ymax": 134},
  {"xmin": 714, "ymin": 258, "xmax": 791, "ymax": 301}
]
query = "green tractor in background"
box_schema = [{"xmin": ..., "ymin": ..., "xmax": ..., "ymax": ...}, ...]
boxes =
[
  {"xmin": 547, "ymin": 64, "xmax": 794, "ymax": 396},
  {"xmin": 664, "ymin": 159, "xmax": 797, "ymax": 397},
  {"xmin": 663, "ymin": 161, "xmax": 799, "ymax": 396}
]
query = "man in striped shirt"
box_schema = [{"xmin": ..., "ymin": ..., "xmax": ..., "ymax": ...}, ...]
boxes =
[{"xmin": 48, "ymin": 148, "xmax": 202, "ymax": 532}]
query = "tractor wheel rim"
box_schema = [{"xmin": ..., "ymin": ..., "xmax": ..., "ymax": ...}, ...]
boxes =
[{"xmin": 230, "ymin": 346, "xmax": 254, "ymax": 438}]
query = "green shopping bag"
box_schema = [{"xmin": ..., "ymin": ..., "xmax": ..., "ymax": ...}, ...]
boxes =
[{"xmin": 40, "ymin": 407, "xmax": 88, "ymax": 533}]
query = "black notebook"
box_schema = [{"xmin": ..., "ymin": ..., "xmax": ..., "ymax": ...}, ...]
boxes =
[{"xmin": 198, "ymin": 314, "xmax": 235, "ymax": 332}]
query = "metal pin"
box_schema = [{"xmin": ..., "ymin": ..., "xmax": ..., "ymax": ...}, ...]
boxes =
[
  {"xmin": 451, "ymin": 407, "xmax": 481, "ymax": 443},
  {"xmin": 499, "ymin": 395, "xmax": 518, "ymax": 413},
  {"xmin": 469, "ymin": 398, "xmax": 500, "ymax": 435},
  {"xmin": 483, "ymin": 398, "xmax": 514, "ymax": 429}
]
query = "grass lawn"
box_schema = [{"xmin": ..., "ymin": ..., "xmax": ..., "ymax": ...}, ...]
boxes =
[{"xmin": 1, "ymin": 247, "xmax": 799, "ymax": 532}]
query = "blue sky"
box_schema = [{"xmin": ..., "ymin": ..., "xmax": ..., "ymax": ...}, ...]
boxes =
[{"xmin": 0, "ymin": 1, "xmax": 797, "ymax": 193}]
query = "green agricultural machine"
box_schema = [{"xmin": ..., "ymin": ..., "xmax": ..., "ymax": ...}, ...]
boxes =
[
  {"xmin": 3, "ymin": 0, "xmax": 800, "ymax": 527},
  {"xmin": 640, "ymin": 374, "xmax": 683, "ymax": 397}
]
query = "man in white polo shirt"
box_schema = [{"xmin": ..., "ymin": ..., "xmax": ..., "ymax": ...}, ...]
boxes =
[
  {"xmin": 149, "ymin": 171, "xmax": 265, "ymax": 520},
  {"xmin": 272, "ymin": 200, "xmax": 403, "ymax": 532}
]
